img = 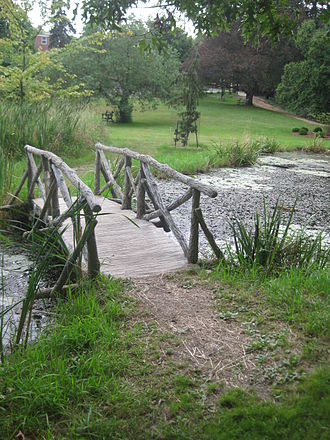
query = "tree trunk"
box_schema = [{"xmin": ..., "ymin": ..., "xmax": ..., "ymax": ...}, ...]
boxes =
[
  {"xmin": 118, "ymin": 95, "xmax": 133, "ymax": 123},
  {"xmin": 245, "ymin": 91, "xmax": 254, "ymax": 106}
]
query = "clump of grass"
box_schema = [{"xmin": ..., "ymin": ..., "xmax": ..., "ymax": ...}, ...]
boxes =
[
  {"xmin": 266, "ymin": 267, "xmax": 329, "ymax": 336},
  {"xmin": 213, "ymin": 137, "xmax": 260, "ymax": 167},
  {"xmin": 0, "ymin": 148, "xmax": 12, "ymax": 206},
  {"xmin": 226, "ymin": 200, "xmax": 329, "ymax": 273},
  {"xmin": 303, "ymin": 135, "xmax": 328, "ymax": 154},
  {"xmin": 212, "ymin": 136, "xmax": 280, "ymax": 168},
  {"xmin": 0, "ymin": 100, "xmax": 91, "ymax": 159},
  {"xmin": 256, "ymin": 136, "xmax": 280, "ymax": 154}
]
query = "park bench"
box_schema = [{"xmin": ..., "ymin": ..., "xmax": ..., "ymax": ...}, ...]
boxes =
[{"xmin": 102, "ymin": 110, "xmax": 114, "ymax": 123}]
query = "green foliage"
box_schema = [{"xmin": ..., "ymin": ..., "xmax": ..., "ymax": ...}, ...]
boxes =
[
  {"xmin": 313, "ymin": 126, "xmax": 323, "ymax": 133},
  {"xmin": 299, "ymin": 127, "xmax": 308, "ymax": 135},
  {"xmin": 173, "ymin": 55, "xmax": 202, "ymax": 146},
  {"xmin": 276, "ymin": 21, "xmax": 330, "ymax": 118},
  {"xmin": 49, "ymin": 1, "xmax": 76, "ymax": 49},
  {"xmin": 60, "ymin": 23, "xmax": 181, "ymax": 123},
  {"xmin": 0, "ymin": 100, "xmax": 91, "ymax": 158},
  {"xmin": 227, "ymin": 200, "xmax": 329, "ymax": 273},
  {"xmin": 75, "ymin": 0, "xmax": 329, "ymax": 41},
  {"xmin": 292, "ymin": 127, "xmax": 300, "ymax": 132}
]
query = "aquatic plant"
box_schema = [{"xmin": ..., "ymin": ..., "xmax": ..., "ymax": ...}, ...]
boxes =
[{"xmin": 225, "ymin": 200, "xmax": 329, "ymax": 273}]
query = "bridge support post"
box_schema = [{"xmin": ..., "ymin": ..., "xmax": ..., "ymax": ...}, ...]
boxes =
[
  {"xmin": 83, "ymin": 205, "xmax": 100, "ymax": 278},
  {"xmin": 122, "ymin": 156, "xmax": 132, "ymax": 210},
  {"xmin": 136, "ymin": 168, "xmax": 146, "ymax": 219},
  {"xmin": 188, "ymin": 189, "xmax": 200, "ymax": 264},
  {"xmin": 94, "ymin": 151, "xmax": 101, "ymax": 195}
]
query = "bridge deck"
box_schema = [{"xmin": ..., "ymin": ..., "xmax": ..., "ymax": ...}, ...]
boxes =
[{"xmin": 35, "ymin": 196, "xmax": 188, "ymax": 278}]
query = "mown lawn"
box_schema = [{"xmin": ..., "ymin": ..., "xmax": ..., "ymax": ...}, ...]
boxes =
[{"xmin": 85, "ymin": 94, "xmax": 325, "ymax": 155}]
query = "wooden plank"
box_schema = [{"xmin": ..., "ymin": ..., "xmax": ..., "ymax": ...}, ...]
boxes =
[{"xmin": 34, "ymin": 196, "xmax": 188, "ymax": 278}]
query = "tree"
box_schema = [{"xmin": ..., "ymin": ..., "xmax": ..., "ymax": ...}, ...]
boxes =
[
  {"xmin": 173, "ymin": 54, "xmax": 202, "ymax": 146},
  {"xmin": 197, "ymin": 24, "xmax": 297, "ymax": 105},
  {"xmin": 60, "ymin": 22, "xmax": 181, "ymax": 122},
  {"xmin": 49, "ymin": 0, "xmax": 76, "ymax": 49},
  {"xmin": 0, "ymin": 2, "xmax": 89, "ymax": 103},
  {"xmin": 61, "ymin": 0, "xmax": 330, "ymax": 40},
  {"xmin": 275, "ymin": 20, "xmax": 330, "ymax": 117}
]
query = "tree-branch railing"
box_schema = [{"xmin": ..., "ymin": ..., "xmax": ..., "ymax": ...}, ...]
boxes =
[
  {"xmin": 4, "ymin": 145, "xmax": 101, "ymax": 295},
  {"xmin": 95, "ymin": 142, "xmax": 224, "ymax": 263}
]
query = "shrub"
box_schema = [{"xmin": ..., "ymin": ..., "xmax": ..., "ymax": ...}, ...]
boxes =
[
  {"xmin": 299, "ymin": 128, "xmax": 308, "ymax": 135},
  {"xmin": 292, "ymin": 127, "xmax": 300, "ymax": 133},
  {"xmin": 313, "ymin": 126, "xmax": 323, "ymax": 133}
]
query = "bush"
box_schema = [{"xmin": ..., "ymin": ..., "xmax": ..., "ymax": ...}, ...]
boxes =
[
  {"xmin": 292, "ymin": 127, "xmax": 300, "ymax": 133},
  {"xmin": 299, "ymin": 128, "xmax": 308, "ymax": 135},
  {"xmin": 313, "ymin": 126, "xmax": 323, "ymax": 133}
]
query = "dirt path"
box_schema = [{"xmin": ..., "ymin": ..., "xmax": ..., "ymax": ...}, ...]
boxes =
[
  {"xmin": 128, "ymin": 271, "xmax": 303, "ymax": 398},
  {"xmin": 253, "ymin": 96, "xmax": 320, "ymax": 126}
]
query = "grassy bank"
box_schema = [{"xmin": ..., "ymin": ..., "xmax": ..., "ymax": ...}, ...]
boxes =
[{"xmin": 0, "ymin": 273, "xmax": 328, "ymax": 439}]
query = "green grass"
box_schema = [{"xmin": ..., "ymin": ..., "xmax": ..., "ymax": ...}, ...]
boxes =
[
  {"xmin": 210, "ymin": 264, "xmax": 329, "ymax": 339},
  {"xmin": 88, "ymin": 94, "xmax": 328, "ymax": 155},
  {"xmin": 0, "ymin": 275, "xmax": 329, "ymax": 439}
]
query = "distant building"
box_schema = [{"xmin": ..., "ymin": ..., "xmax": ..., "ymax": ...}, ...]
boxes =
[{"xmin": 35, "ymin": 33, "xmax": 50, "ymax": 51}]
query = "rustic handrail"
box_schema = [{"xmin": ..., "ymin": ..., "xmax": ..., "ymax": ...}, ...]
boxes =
[
  {"xmin": 95, "ymin": 143, "xmax": 218, "ymax": 198},
  {"xmin": 25, "ymin": 145, "xmax": 101, "ymax": 213},
  {"xmin": 3, "ymin": 145, "xmax": 102, "ymax": 295},
  {"xmin": 95, "ymin": 142, "xmax": 221, "ymax": 264}
]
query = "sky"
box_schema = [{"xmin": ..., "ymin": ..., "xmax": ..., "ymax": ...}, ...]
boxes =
[{"xmin": 28, "ymin": 0, "xmax": 194, "ymax": 35}]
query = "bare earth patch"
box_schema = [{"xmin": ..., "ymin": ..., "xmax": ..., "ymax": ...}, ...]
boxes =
[{"xmin": 127, "ymin": 271, "xmax": 303, "ymax": 398}]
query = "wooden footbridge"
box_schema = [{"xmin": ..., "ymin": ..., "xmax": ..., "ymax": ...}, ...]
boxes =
[{"xmin": 3, "ymin": 143, "xmax": 222, "ymax": 294}]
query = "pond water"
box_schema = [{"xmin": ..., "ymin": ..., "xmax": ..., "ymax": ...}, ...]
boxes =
[
  {"xmin": 157, "ymin": 152, "xmax": 330, "ymax": 256},
  {"xmin": 0, "ymin": 241, "xmax": 53, "ymax": 350}
]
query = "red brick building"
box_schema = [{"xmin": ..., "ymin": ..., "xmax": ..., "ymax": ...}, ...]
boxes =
[{"xmin": 34, "ymin": 33, "xmax": 50, "ymax": 51}]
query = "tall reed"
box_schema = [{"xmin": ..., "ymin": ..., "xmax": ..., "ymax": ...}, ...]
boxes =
[
  {"xmin": 0, "ymin": 148, "xmax": 12, "ymax": 206},
  {"xmin": 0, "ymin": 100, "xmax": 91, "ymax": 159}
]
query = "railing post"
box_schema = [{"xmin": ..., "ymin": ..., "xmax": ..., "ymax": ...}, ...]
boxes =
[
  {"xmin": 136, "ymin": 166, "xmax": 146, "ymax": 219},
  {"xmin": 27, "ymin": 153, "xmax": 34, "ymax": 202},
  {"xmin": 122, "ymin": 156, "xmax": 132, "ymax": 210},
  {"xmin": 49, "ymin": 164, "xmax": 60, "ymax": 219},
  {"xmin": 83, "ymin": 204, "xmax": 100, "ymax": 278},
  {"xmin": 188, "ymin": 189, "xmax": 200, "ymax": 264},
  {"xmin": 94, "ymin": 150, "xmax": 101, "ymax": 195}
]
